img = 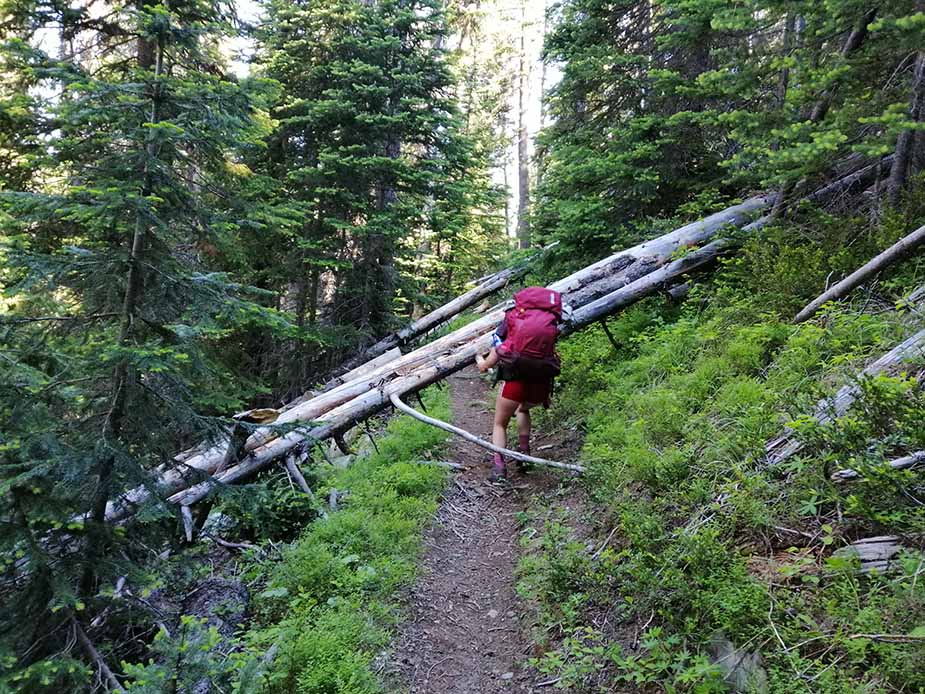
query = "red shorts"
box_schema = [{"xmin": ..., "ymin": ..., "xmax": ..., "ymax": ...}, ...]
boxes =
[{"xmin": 501, "ymin": 380, "xmax": 550, "ymax": 406}]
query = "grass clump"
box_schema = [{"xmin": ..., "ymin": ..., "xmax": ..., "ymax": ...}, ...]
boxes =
[
  {"xmin": 519, "ymin": 217, "xmax": 925, "ymax": 692},
  {"xmin": 242, "ymin": 388, "xmax": 450, "ymax": 694}
]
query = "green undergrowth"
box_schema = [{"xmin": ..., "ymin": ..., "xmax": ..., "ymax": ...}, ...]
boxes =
[
  {"xmin": 239, "ymin": 388, "xmax": 451, "ymax": 693},
  {"xmin": 520, "ymin": 217, "xmax": 925, "ymax": 692}
]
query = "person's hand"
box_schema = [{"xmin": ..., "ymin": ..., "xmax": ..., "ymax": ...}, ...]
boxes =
[{"xmin": 475, "ymin": 353, "xmax": 488, "ymax": 373}]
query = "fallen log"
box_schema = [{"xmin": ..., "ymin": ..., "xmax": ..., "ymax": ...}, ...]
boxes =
[
  {"xmin": 388, "ymin": 392, "xmax": 586, "ymax": 473},
  {"xmin": 794, "ymin": 224, "xmax": 925, "ymax": 323},
  {"xmin": 72, "ymin": 617, "xmax": 122, "ymax": 692},
  {"xmin": 557, "ymin": 196, "xmax": 773, "ymax": 308},
  {"xmin": 831, "ymin": 451, "xmax": 925, "ymax": 482},
  {"xmin": 766, "ymin": 327, "xmax": 925, "ymax": 466},
  {"xmin": 328, "ymin": 258, "xmax": 533, "ymax": 379},
  {"xmin": 833, "ymin": 535, "xmax": 904, "ymax": 574},
  {"xmin": 166, "ymin": 236, "xmax": 776, "ymax": 507},
  {"xmin": 109, "ymin": 265, "xmax": 525, "ymax": 516},
  {"xmin": 116, "ymin": 181, "xmax": 899, "ymax": 518},
  {"xmin": 104, "ymin": 205, "xmax": 768, "ymax": 519},
  {"xmin": 562, "ymin": 158, "xmax": 888, "ymax": 311}
]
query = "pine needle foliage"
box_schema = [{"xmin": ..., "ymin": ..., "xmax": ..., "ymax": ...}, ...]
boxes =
[
  {"xmin": 536, "ymin": 0, "xmax": 925, "ymax": 264},
  {"xmin": 0, "ymin": 0, "xmax": 296, "ymax": 684}
]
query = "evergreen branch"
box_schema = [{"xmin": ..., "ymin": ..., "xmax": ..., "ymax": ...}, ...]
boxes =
[{"xmin": 0, "ymin": 313, "xmax": 119, "ymax": 325}]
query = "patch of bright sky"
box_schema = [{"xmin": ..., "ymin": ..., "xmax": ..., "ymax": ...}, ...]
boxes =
[{"xmin": 226, "ymin": 0, "xmax": 262, "ymax": 77}]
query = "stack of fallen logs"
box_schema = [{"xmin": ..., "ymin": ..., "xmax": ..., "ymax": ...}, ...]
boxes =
[{"xmin": 106, "ymin": 157, "xmax": 900, "ymax": 525}]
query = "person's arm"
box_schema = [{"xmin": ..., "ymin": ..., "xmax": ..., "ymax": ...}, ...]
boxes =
[
  {"xmin": 476, "ymin": 316, "xmax": 508, "ymax": 372},
  {"xmin": 475, "ymin": 347, "xmax": 499, "ymax": 373}
]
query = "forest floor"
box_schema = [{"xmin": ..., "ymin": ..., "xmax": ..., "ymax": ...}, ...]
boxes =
[{"xmin": 383, "ymin": 367, "xmax": 584, "ymax": 693}]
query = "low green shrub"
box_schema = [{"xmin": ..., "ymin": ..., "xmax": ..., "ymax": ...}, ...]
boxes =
[
  {"xmin": 517, "ymin": 214, "xmax": 925, "ymax": 692},
  {"xmin": 243, "ymin": 389, "xmax": 450, "ymax": 693}
]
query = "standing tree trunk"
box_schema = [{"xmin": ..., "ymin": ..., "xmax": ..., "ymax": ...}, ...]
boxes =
[
  {"xmin": 515, "ymin": 0, "xmax": 531, "ymax": 249},
  {"xmin": 887, "ymin": 51, "xmax": 925, "ymax": 207},
  {"xmin": 503, "ymin": 160, "xmax": 511, "ymax": 236},
  {"xmin": 308, "ymin": 267, "xmax": 320, "ymax": 325},
  {"xmin": 776, "ymin": 14, "xmax": 795, "ymax": 106},
  {"xmin": 81, "ymin": 23, "xmax": 164, "ymax": 598},
  {"xmin": 536, "ymin": 0, "xmax": 549, "ymax": 185}
]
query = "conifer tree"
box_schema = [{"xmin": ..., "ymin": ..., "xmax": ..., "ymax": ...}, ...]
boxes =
[
  {"xmin": 255, "ymin": 0, "xmax": 504, "ymax": 363},
  {"xmin": 535, "ymin": 0, "xmax": 925, "ymax": 264},
  {"xmin": 0, "ymin": 0, "xmax": 291, "ymax": 685}
]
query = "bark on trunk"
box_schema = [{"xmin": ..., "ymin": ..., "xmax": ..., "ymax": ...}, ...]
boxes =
[{"xmin": 887, "ymin": 52, "xmax": 925, "ymax": 207}]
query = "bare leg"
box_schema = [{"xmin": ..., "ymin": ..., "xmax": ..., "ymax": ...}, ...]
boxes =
[
  {"xmin": 515, "ymin": 403, "xmax": 536, "ymax": 465},
  {"xmin": 493, "ymin": 391, "xmax": 520, "ymax": 450},
  {"xmin": 516, "ymin": 405, "xmax": 532, "ymax": 440}
]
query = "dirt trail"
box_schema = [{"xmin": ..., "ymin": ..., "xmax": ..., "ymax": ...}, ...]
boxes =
[{"xmin": 385, "ymin": 367, "xmax": 573, "ymax": 694}]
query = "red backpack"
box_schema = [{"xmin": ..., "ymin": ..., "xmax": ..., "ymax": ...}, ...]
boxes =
[{"xmin": 496, "ymin": 287, "xmax": 562, "ymax": 383}]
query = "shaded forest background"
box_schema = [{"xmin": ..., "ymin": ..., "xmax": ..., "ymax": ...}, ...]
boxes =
[{"xmin": 1, "ymin": 0, "xmax": 925, "ymax": 690}]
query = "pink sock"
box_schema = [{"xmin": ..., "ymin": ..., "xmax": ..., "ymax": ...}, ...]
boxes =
[
  {"xmin": 518, "ymin": 434, "xmax": 530, "ymax": 454},
  {"xmin": 492, "ymin": 452, "xmax": 505, "ymax": 469}
]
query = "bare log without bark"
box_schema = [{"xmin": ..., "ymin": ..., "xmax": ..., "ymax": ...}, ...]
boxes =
[
  {"xmin": 284, "ymin": 455, "xmax": 317, "ymax": 499},
  {"xmin": 106, "ymin": 265, "xmax": 522, "ymax": 517},
  {"xmin": 389, "ymin": 392, "xmax": 586, "ymax": 473},
  {"xmin": 833, "ymin": 536, "xmax": 904, "ymax": 574},
  {"xmin": 331, "ymin": 262, "xmax": 530, "ymax": 376},
  {"xmin": 766, "ymin": 328, "xmax": 925, "ymax": 465},
  {"xmin": 104, "ymin": 197, "xmax": 775, "ymax": 520},
  {"xmin": 794, "ymin": 224, "xmax": 925, "ymax": 323},
  {"xmin": 832, "ymin": 451, "xmax": 925, "ymax": 481}
]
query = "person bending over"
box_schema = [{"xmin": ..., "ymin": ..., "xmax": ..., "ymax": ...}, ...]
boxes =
[{"xmin": 474, "ymin": 287, "xmax": 563, "ymax": 482}]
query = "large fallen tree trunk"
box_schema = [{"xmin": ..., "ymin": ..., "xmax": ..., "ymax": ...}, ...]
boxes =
[
  {"xmin": 107, "ymin": 165, "xmax": 892, "ymax": 520},
  {"xmin": 765, "ymin": 327, "xmax": 925, "ymax": 466},
  {"xmin": 793, "ymin": 224, "xmax": 925, "ymax": 323},
  {"xmin": 162, "ymin": 231, "xmax": 795, "ymax": 509},
  {"xmin": 104, "ymin": 196, "xmax": 777, "ymax": 520},
  {"xmin": 105, "ymin": 266, "xmax": 526, "ymax": 518},
  {"xmin": 567, "ymin": 218, "xmax": 774, "ymax": 327}
]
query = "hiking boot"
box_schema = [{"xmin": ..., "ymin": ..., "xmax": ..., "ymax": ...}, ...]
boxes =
[{"xmin": 488, "ymin": 452, "xmax": 507, "ymax": 483}]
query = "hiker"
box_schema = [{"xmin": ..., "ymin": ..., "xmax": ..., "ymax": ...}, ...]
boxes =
[{"xmin": 475, "ymin": 286, "xmax": 563, "ymax": 482}]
